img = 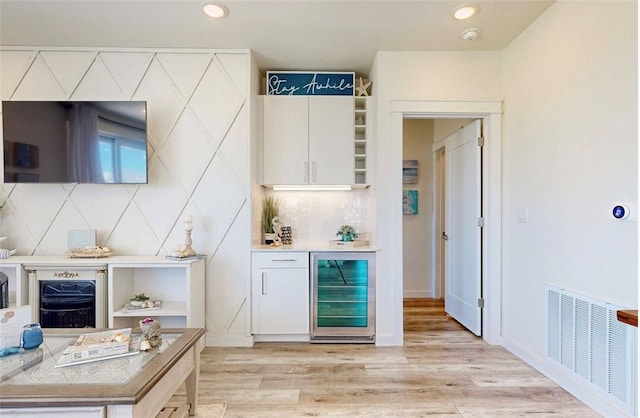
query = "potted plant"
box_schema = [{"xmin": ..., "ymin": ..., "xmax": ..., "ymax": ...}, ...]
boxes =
[
  {"xmin": 130, "ymin": 292, "xmax": 150, "ymax": 307},
  {"xmin": 262, "ymin": 195, "xmax": 280, "ymax": 244},
  {"xmin": 336, "ymin": 225, "xmax": 358, "ymax": 242}
]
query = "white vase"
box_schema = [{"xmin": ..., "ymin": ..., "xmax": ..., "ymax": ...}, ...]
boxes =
[{"xmin": 264, "ymin": 233, "xmax": 276, "ymax": 244}]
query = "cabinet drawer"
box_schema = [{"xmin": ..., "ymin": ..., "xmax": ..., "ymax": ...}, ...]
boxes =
[{"xmin": 252, "ymin": 252, "xmax": 309, "ymax": 268}]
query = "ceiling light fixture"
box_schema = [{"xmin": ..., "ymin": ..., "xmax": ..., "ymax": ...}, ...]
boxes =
[
  {"xmin": 203, "ymin": 3, "xmax": 227, "ymax": 18},
  {"xmin": 454, "ymin": 4, "xmax": 477, "ymax": 20}
]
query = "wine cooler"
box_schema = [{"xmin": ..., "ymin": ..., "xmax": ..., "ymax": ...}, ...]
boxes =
[{"xmin": 310, "ymin": 251, "xmax": 375, "ymax": 343}]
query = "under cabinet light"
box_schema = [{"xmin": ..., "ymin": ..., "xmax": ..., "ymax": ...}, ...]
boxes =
[{"xmin": 272, "ymin": 185, "xmax": 352, "ymax": 191}]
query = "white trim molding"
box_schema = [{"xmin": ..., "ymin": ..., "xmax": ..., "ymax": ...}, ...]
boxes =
[{"xmin": 391, "ymin": 99, "xmax": 503, "ymax": 345}]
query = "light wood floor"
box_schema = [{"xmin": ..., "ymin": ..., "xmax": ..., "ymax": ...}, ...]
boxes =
[{"xmin": 175, "ymin": 299, "xmax": 600, "ymax": 417}]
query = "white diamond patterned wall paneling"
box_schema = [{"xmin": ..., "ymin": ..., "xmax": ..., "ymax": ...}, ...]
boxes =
[
  {"xmin": 0, "ymin": 51, "xmax": 37, "ymax": 99},
  {"xmin": 71, "ymin": 54, "xmax": 128, "ymax": 100},
  {"xmin": 133, "ymin": 156, "xmax": 190, "ymax": 245},
  {"xmin": 132, "ymin": 57, "xmax": 187, "ymax": 152},
  {"xmin": 189, "ymin": 55, "xmax": 245, "ymax": 151},
  {"xmin": 160, "ymin": 106, "xmax": 216, "ymax": 193},
  {"xmin": 0, "ymin": 48, "xmax": 252, "ymax": 346},
  {"xmin": 12, "ymin": 54, "xmax": 67, "ymax": 100},
  {"xmin": 99, "ymin": 52, "xmax": 154, "ymax": 99},
  {"xmin": 216, "ymin": 53, "xmax": 250, "ymax": 98},
  {"xmin": 39, "ymin": 51, "xmax": 97, "ymax": 97},
  {"xmin": 67, "ymin": 184, "xmax": 134, "ymax": 239},
  {"xmin": 219, "ymin": 106, "xmax": 251, "ymax": 188},
  {"xmin": 107, "ymin": 202, "xmax": 163, "ymax": 256},
  {"xmin": 155, "ymin": 53, "xmax": 212, "ymax": 100},
  {"xmin": 8, "ymin": 184, "xmax": 71, "ymax": 249},
  {"xmin": 207, "ymin": 243, "xmax": 248, "ymax": 334}
]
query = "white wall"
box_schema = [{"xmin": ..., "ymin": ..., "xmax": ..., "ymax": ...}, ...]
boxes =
[
  {"xmin": 0, "ymin": 47, "xmax": 255, "ymax": 346},
  {"xmin": 501, "ymin": 0, "xmax": 637, "ymax": 365},
  {"xmin": 371, "ymin": 51, "xmax": 503, "ymax": 345},
  {"xmin": 402, "ymin": 119, "xmax": 434, "ymax": 298}
]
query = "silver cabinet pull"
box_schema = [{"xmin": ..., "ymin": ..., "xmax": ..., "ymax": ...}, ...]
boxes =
[
  {"xmin": 272, "ymin": 259, "xmax": 297, "ymax": 262},
  {"xmin": 311, "ymin": 161, "xmax": 317, "ymax": 183},
  {"xmin": 261, "ymin": 272, "xmax": 266, "ymax": 295},
  {"xmin": 304, "ymin": 161, "xmax": 309, "ymax": 183}
]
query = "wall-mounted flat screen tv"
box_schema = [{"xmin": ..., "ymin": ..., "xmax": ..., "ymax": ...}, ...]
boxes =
[{"xmin": 2, "ymin": 101, "xmax": 148, "ymax": 184}]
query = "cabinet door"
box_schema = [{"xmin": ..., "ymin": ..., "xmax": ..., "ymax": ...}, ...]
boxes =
[
  {"xmin": 252, "ymin": 268, "xmax": 309, "ymax": 334},
  {"xmin": 263, "ymin": 96, "xmax": 309, "ymax": 185},
  {"xmin": 308, "ymin": 96, "xmax": 354, "ymax": 184}
]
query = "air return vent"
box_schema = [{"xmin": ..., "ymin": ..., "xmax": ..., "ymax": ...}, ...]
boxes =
[{"xmin": 547, "ymin": 286, "xmax": 636, "ymax": 415}]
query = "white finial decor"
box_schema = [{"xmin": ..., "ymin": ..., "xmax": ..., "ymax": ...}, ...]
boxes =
[{"xmin": 181, "ymin": 215, "xmax": 196, "ymax": 257}]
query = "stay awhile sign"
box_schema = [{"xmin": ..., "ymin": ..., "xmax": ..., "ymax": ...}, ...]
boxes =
[{"xmin": 267, "ymin": 71, "xmax": 354, "ymax": 96}]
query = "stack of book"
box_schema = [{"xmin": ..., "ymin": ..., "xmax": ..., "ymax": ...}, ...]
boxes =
[{"xmin": 55, "ymin": 328, "xmax": 140, "ymax": 368}]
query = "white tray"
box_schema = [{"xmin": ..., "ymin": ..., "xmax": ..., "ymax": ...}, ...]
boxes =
[{"xmin": 329, "ymin": 240, "xmax": 369, "ymax": 248}]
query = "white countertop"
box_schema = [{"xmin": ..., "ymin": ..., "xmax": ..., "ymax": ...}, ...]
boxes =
[{"xmin": 252, "ymin": 242, "xmax": 377, "ymax": 252}]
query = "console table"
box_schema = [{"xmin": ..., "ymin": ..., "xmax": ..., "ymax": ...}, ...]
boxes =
[
  {"xmin": 0, "ymin": 256, "xmax": 205, "ymax": 330},
  {"xmin": 0, "ymin": 328, "xmax": 205, "ymax": 418}
]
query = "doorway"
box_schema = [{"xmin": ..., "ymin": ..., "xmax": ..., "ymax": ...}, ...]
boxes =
[
  {"xmin": 402, "ymin": 118, "xmax": 482, "ymax": 336},
  {"xmin": 389, "ymin": 99, "xmax": 502, "ymax": 345}
]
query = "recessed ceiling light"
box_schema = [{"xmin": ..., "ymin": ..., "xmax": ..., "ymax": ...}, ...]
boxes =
[
  {"xmin": 203, "ymin": 3, "xmax": 227, "ymax": 18},
  {"xmin": 454, "ymin": 4, "xmax": 477, "ymax": 20}
]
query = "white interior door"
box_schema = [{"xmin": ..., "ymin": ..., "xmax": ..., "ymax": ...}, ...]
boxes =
[{"xmin": 444, "ymin": 120, "xmax": 482, "ymax": 335}]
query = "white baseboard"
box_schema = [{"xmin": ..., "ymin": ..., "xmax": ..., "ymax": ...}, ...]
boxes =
[
  {"xmin": 254, "ymin": 334, "xmax": 310, "ymax": 342},
  {"xmin": 402, "ymin": 290, "xmax": 434, "ymax": 298},
  {"xmin": 206, "ymin": 333, "xmax": 254, "ymax": 347},
  {"xmin": 502, "ymin": 337, "xmax": 635, "ymax": 418}
]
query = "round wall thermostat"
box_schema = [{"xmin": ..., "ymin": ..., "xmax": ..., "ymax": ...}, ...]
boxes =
[{"xmin": 612, "ymin": 204, "xmax": 630, "ymax": 220}]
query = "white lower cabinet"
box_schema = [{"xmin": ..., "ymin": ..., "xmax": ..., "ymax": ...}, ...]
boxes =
[{"xmin": 251, "ymin": 252, "xmax": 309, "ymax": 336}]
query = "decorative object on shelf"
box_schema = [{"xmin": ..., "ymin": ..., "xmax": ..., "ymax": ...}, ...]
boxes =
[
  {"xmin": 21, "ymin": 323, "xmax": 43, "ymax": 350},
  {"xmin": 139, "ymin": 317, "xmax": 162, "ymax": 349},
  {"xmin": 262, "ymin": 195, "xmax": 280, "ymax": 244},
  {"xmin": 271, "ymin": 216, "xmax": 283, "ymax": 246},
  {"xmin": 0, "ymin": 236, "xmax": 17, "ymax": 259},
  {"xmin": 129, "ymin": 292, "xmax": 152, "ymax": 307},
  {"xmin": 67, "ymin": 229, "xmax": 96, "ymax": 250},
  {"xmin": 280, "ymin": 226, "xmax": 292, "ymax": 245},
  {"xmin": 67, "ymin": 246, "xmax": 113, "ymax": 258},
  {"xmin": 336, "ymin": 225, "xmax": 359, "ymax": 242},
  {"xmin": 403, "ymin": 190, "xmax": 419, "ymax": 215},
  {"xmin": 180, "ymin": 215, "xmax": 196, "ymax": 257},
  {"xmin": 403, "ymin": 160, "xmax": 418, "ymax": 184},
  {"xmin": 355, "ymin": 77, "xmax": 372, "ymax": 97},
  {"xmin": 0, "ymin": 248, "xmax": 17, "ymax": 259},
  {"xmin": 121, "ymin": 299, "xmax": 162, "ymax": 314}
]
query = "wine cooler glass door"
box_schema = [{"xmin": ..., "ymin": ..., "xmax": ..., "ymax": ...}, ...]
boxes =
[{"xmin": 310, "ymin": 251, "xmax": 375, "ymax": 343}]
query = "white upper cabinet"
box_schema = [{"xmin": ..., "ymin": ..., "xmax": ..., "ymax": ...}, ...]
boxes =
[{"xmin": 263, "ymin": 96, "xmax": 354, "ymax": 185}]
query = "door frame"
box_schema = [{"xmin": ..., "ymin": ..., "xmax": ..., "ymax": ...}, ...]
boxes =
[{"xmin": 391, "ymin": 99, "xmax": 502, "ymax": 344}]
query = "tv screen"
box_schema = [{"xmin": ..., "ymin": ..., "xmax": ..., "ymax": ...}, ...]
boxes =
[{"xmin": 2, "ymin": 101, "xmax": 148, "ymax": 184}]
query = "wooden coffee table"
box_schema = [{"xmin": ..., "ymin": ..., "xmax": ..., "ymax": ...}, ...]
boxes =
[{"xmin": 0, "ymin": 328, "xmax": 205, "ymax": 418}]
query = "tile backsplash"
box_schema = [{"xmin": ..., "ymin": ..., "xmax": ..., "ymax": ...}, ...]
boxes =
[{"xmin": 256, "ymin": 189, "xmax": 375, "ymax": 246}]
